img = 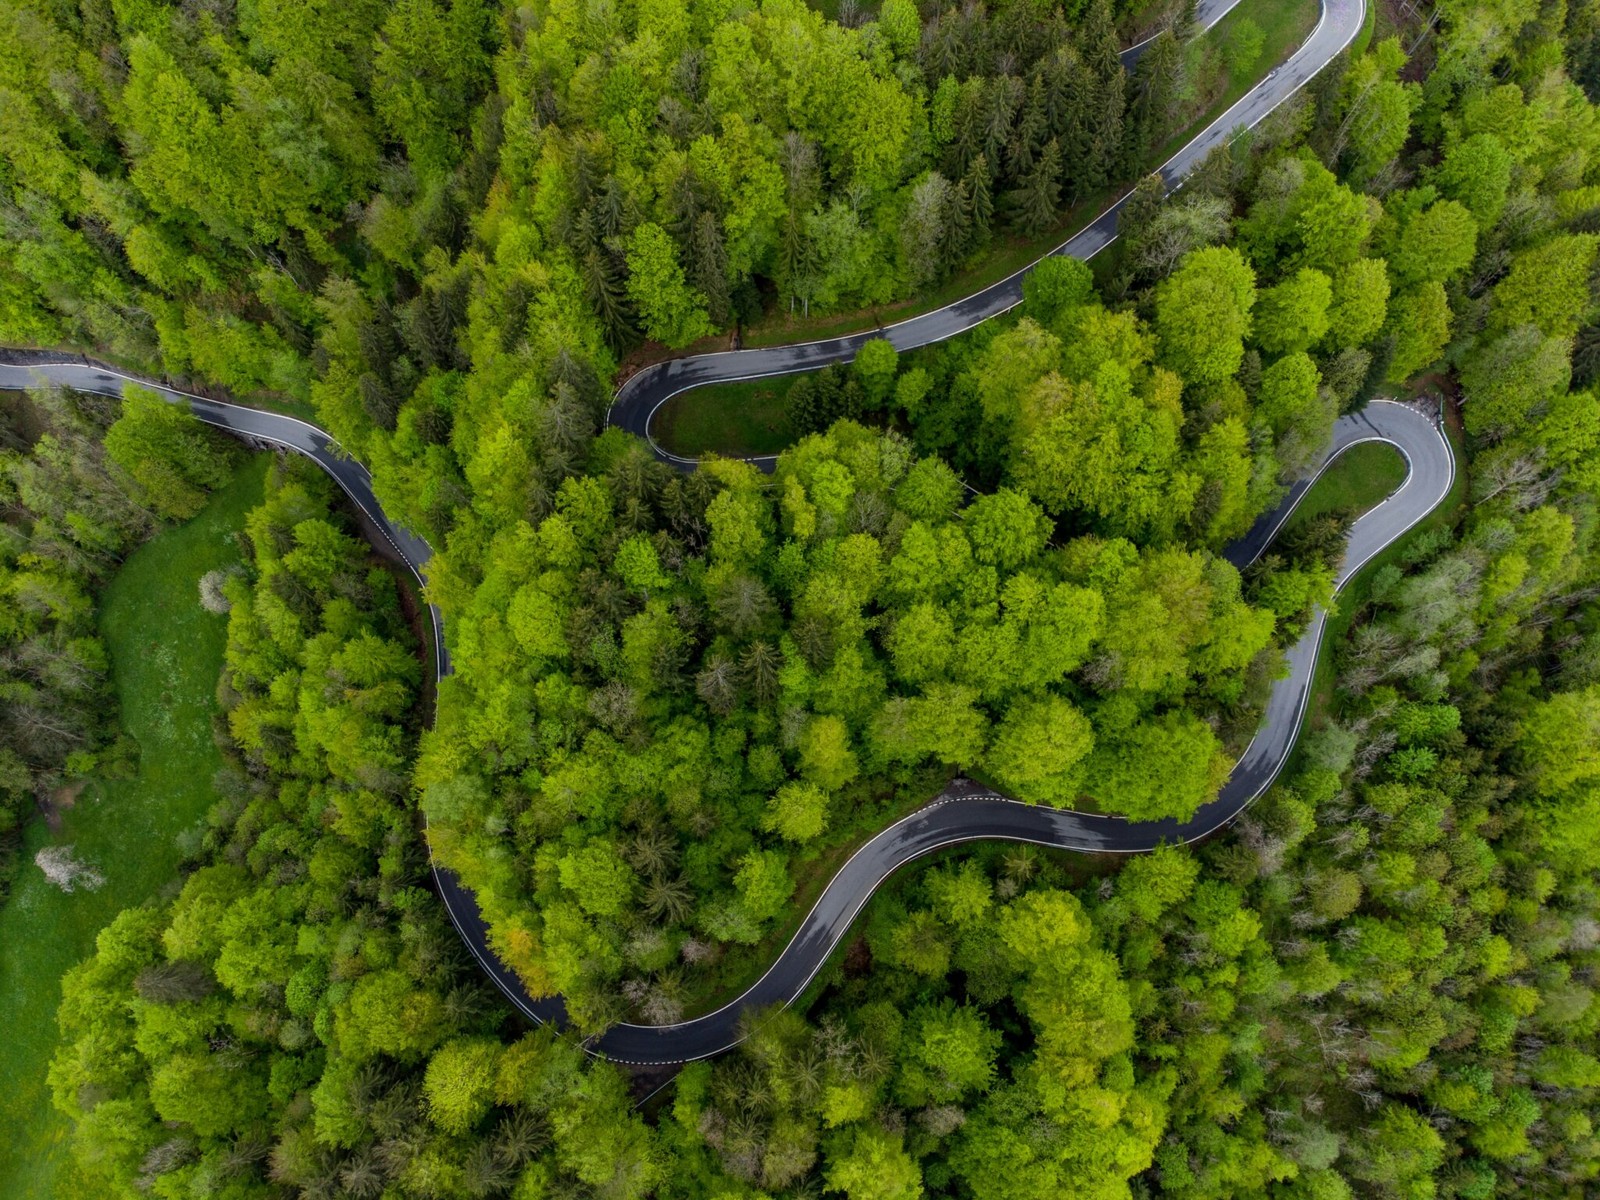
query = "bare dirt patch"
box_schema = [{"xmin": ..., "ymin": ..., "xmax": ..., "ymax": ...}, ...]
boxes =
[{"xmin": 41, "ymin": 781, "xmax": 87, "ymax": 834}]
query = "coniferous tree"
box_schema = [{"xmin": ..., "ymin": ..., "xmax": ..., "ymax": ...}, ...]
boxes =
[
  {"xmin": 1115, "ymin": 173, "xmax": 1167, "ymax": 265},
  {"xmin": 947, "ymin": 79, "xmax": 987, "ymax": 179},
  {"xmin": 967, "ymin": 153, "xmax": 996, "ymax": 245},
  {"xmin": 944, "ymin": 177, "xmax": 974, "ymax": 273},
  {"xmin": 1082, "ymin": 0, "xmax": 1121, "ymax": 82},
  {"xmin": 778, "ymin": 211, "xmax": 820, "ymax": 316},
  {"xmin": 582, "ymin": 246, "xmax": 634, "ymax": 351},
  {"xmin": 1055, "ymin": 48, "xmax": 1095, "ymax": 199},
  {"xmin": 1085, "ymin": 71, "xmax": 1127, "ymax": 192},
  {"xmin": 690, "ymin": 211, "xmax": 730, "ymax": 328},
  {"xmin": 1010, "ymin": 138, "xmax": 1063, "ymax": 237},
  {"xmin": 668, "ymin": 168, "xmax": 704, "ymax": 242},
  {"xmin": 1008, "ymin": 74, "xmax": 1048, "ymax": 181},
  {"xmin": 984, "ymin": 76, "xmax": 1024, "ymax": 181},
  {"xmin": 1123, "ymin": 30, "xmax": 1181, "ymax": 174}
]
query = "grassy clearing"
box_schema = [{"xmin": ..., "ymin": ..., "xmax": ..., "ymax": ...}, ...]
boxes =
[
  {"xmin": 654, "ymin": 375, "xmax": 800, "ymax": 458},
  {"xmin": 728, "ymin": 0, "xmax": 1319, "ymax": 352},
  {"xmin": 1287, "ymin": 440, "xmax": 1409, "ymax": 531},
  {"xmin": 0, "ymin": 457, "xmax": 267, "ymax": 1200}
]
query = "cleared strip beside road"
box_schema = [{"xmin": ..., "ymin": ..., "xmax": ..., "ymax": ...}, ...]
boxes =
[{"xmin": 0, "ymin": 0, "xmax": 1401, "ymax": 1072}]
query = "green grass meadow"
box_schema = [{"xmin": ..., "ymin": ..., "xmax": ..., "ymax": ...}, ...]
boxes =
[
  {"xmin": 654, "ymin": 375, "xmax": 801, "ymax": 459},
  {"xmin": 0, "ymin": 456, "xmax": 267, "ymax": 1200},
  {"xmin": 1288, "ymin": 439, "xmax": 1410, "ymax": 532}
]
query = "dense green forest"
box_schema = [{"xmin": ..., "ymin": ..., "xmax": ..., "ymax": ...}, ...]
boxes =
[{"xmin": 6, "ymin": 0, "xmax": 1600, "ymax": 1194}]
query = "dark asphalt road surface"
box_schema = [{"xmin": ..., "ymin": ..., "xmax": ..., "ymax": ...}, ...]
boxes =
[
  {"xmin": 0, "ymin": 0, "xmax": 1393, "ymax": 1070},
  {"xmin": 0, "ymin": 385, "xmax": 1451, "ymax": 1066},
  {"xmin": 609, "ymin": 0, "xmax": 1364, "ymax": 468}
]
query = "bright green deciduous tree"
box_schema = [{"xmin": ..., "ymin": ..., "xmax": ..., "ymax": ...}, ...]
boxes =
[
  {"xmin": 964, "ymin": 488, "xmax": 1052, "ymax": 571},
  {"xmin": 1518, "ymin": 685, "xmax": 1600, "ymax": 797},
  {"xmin": 424, "ymin": 1038, "xmax": 503, "ymax": 1134},
  {"xmin": 1023, "ymin": 255, "xmax": 1095, "ymax": 325},
  {"xmin": 1115, "ymin": 841, "xmax": 1201, "ymax": 923},
  {"xmin": 800, "ymin": 713, "xmax": 860, "ymax": 790},
  {"xmin": 896, "ymin": 1002, "xmax": 1002, "ymax": 1106},
  {"xmin": 1083, "ymin": 710, "xmax": 1225, "ymax": 821},
  {"xmin": 1388, "ymin": 197, "xmax": 1477, "ymax": 288},
  {"xmin": 826, "ymin": 1125, "xmax": 923, "ymax": 1200},
  {"xmin": 1155, "ymin": 246, "xmax": 1257, "ymax": 384},
  {"xmin": 763, "ymin": 779, "xmax": 831, "ymax": 841},
  {"xmin": 1386, "ymin": 283, "xmax": 1452, "ymax": 381},
  {"xmin": 1253, "ymin": 267, "xmax": 1333, "ymax": 355},
  {"xmin": 626, "ymin": 222, "xmax": 714, "ymax": 348},
  {"xmin": 1431, "ymin": 132, "xmax": 1513, "ymax": 228},
  {"xmin": 853, "ymin": 337, "xmax": 900, "ymax": 409},
  {"xmin": 1488, "ymin": 233, "xmax": 1600, "ymax": 339},
  {"xmin": 1460, "ymin": 324, "xmax": 1572, "ymax": 437},
  {"xmin": 103, "ymin": 386, "xmax": 235, "ymax": 519},
  {"xmin": 1327, "ymin": 257, "xmax": 1391, "ymax": 347},
  {"xmin": 984, "ymin": 695, "xmax": 1095, "ymax": 805}
]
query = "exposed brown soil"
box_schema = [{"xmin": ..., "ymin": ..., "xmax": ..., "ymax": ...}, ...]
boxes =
[{"xmin": 41, "ymin": 780, "xmax": 87, "ymax": 834}]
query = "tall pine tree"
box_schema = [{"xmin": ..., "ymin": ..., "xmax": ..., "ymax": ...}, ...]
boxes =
[{"xmin": 1010, "ymin": 138, "xmax": 1062, "ymax": 237}]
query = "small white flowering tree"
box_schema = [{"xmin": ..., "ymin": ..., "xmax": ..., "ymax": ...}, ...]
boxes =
[
  {"xmin": 198, "ymin": 567, "xmax": 239, "ymax": 614},
  {"xmin": 35, "ymin": 845, "xmax": 105, "ymax": 892}
]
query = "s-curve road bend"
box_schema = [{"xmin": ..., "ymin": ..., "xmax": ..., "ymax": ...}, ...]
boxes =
[
  {"xmin": 549, "ymin": 400, "xmax": 1455, "ymax": 1066},
  {"xmin": 608, "ymin": 0, "xmax": 1366, "ymax": 469},
  {"xmin": 1, "ymin": 346, "xmax": 1454, "ymax": 1067}
]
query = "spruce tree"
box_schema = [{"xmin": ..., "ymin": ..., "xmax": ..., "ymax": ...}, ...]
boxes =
[
  {"xmin": 690, "ymin": 211, "xmax": 730, "ymax": 327},
  {"xmin": 1085, "ymin": 71, "xmax": 1126, "ymax": 192},
  {"xmin": 1116, "ymin": 173, "xmax": 1167, "ymax": 262},
  {"xmin": 1124, "ymin": 31, "xmax": 1180, "ymax": 174},
  {"xmin": 967, "ymin": 154, "xmax": 995, "ymax": 245},
  {"xmin": 1009, "ymin": 74, "xmax": 1048, "ymax": 181},
  {"xmin": 1010, "ymin": 138, "xmax": 1062, "ymax": 238},
  {"xmin": 582, "ymin": 246, "xmax": 634, "ymax": 350},
  {"xmin": 1082, "ymin": 0, "xmax": 1121, "ymax": 82},
  {"xmin": 944, "ymin": 177, "xmax": 974, "ymax": 273},
  {"xmin": 1056, "ymin": 47, "xmax": 1093, "ymax": 197},
  {"xmin": 985, "ymin": 76, "xmax": 1024, "ymax": 178}
]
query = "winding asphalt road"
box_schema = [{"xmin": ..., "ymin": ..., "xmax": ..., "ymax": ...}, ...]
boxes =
[
  {"xmin": 0, "ymin": 354, "xmax": 1451, "ymax": 1065},
  {"xmin": 0, "ymin": 0, "xmax": 1399, "ymax": 1069},
  {"xmin": 610, "ymin": 0, "xmax": 1364, "ymax": 467}
]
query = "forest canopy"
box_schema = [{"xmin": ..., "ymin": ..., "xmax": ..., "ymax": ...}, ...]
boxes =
[{"xmin": 8, "ymin": 0, "xmax": 1600, "ymax": 1195}]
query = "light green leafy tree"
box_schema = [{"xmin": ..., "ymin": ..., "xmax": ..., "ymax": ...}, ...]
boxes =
[
  {"xmin": 626, "ymin": 222, "xmax": 714, "ymax": 348},
  {"xmin": 103, "ymin": 387, "xmax": 235, "ymax": 519},
  {"xmin": 1156, "ymin": 246, "xmax": 1257, "ymax": 383}
]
